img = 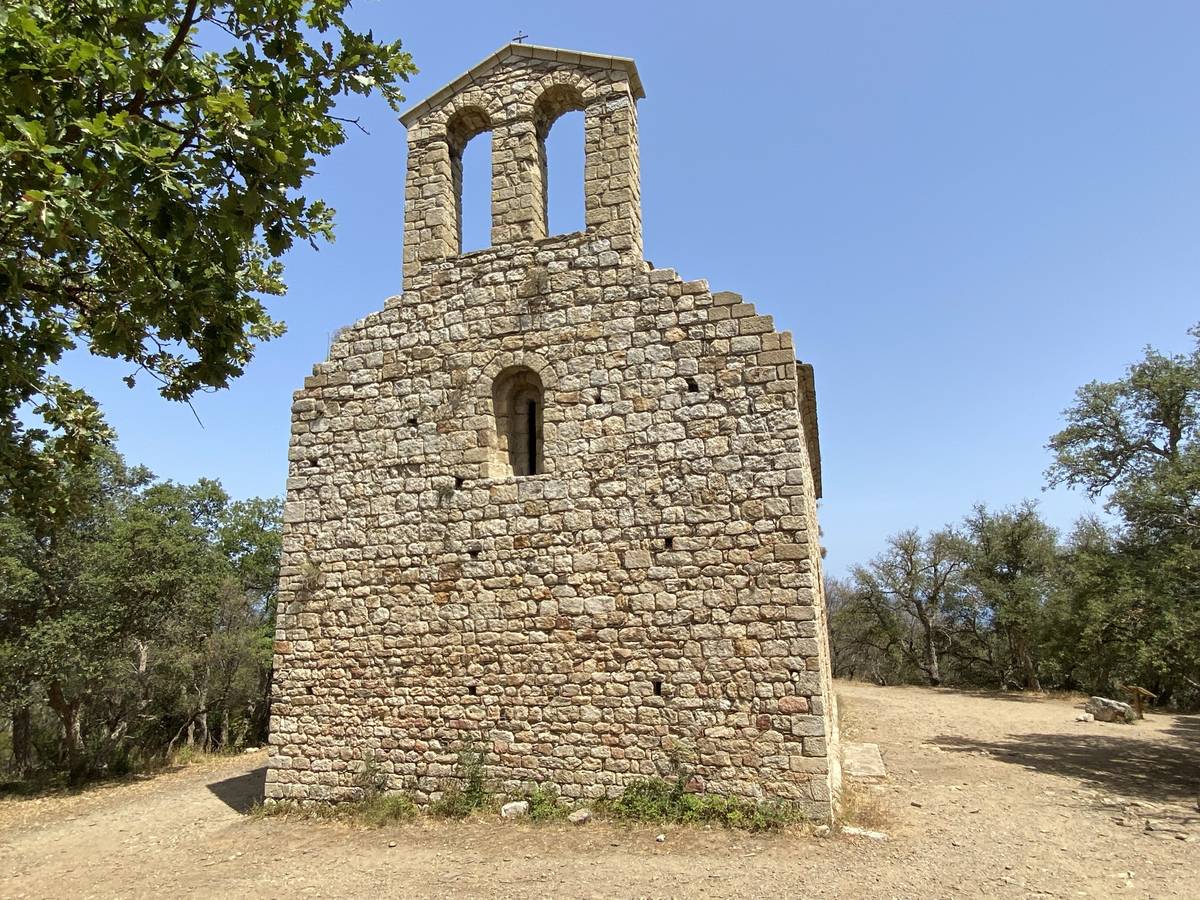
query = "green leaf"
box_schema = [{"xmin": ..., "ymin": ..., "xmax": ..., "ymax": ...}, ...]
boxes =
[
  {"xmin": 10, "ymin": 115, "xmax": 45, "ymax": 144},
  {"xmin": 0, "ymin": 0, "xmax": 416, "ymax": 495}
]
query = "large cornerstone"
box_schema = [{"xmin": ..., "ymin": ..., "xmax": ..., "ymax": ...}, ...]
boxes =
[{"xmin": 266, "ymin": 43, "xmax": 840, "ymax": 820}]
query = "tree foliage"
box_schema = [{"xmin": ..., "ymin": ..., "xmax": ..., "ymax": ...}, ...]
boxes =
[
  {"xmin": 1049, "ymin": 324, "xmax": 1200, "ymax": 703},
  {"xmin": 0, "ymin": 0, "xmax": 415, "ymax": 504},
  {"xmin": 1047, "ymin": 324, "xmax": 1199, "ymax": 507},
  {"xmin": 0, "ymin": 446, "xmax": 280, "ymax": 783},
  {"xmin": 842, "ymin": 529, "xmax": 967, "ymax": 686},
  {"xmin": 961, "ymin": 502, "xmax": 1058, "ymax": 691},
  {"xmin": 831, "ymin": 323, "xmax": 1200, "ymax": 707}
]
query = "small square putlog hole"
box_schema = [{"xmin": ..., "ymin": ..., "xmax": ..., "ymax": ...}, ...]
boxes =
[
  {"xmin": 652, "ymin": 679, "xmax": 663, "ymax": 697},
  {"xmin": 468, "ymin": 684, "xmax": 478, "ymax": 697},
  {"xmin": 664, "ymin": 536, "xmax": 674, "ymax": 550}
]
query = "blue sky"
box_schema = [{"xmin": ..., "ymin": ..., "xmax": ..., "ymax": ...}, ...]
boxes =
[{"xmin": 60, "ymin": 1, "xmax": 1200, "ymax": 576}]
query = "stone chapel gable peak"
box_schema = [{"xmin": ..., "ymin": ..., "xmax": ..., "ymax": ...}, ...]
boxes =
[
  {"xmin": 399, "ymin": 43, "xmax": 645, "ymax": 128},
  {"xmin": 399, "ymin": 43, "xmax": 646, "ymax": 283}
]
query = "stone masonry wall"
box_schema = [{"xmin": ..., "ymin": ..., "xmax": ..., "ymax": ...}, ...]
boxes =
[{"xmin": 266, "ymin": 45, "xmax": 838, "ymax": 821}]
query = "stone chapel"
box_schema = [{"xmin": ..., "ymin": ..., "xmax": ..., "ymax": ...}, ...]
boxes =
[{"xmin": 266, "ymin": 43, "xmax": 840, "ymax": 820}]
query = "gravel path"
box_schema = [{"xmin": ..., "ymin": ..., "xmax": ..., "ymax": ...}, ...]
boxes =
[{"xmin": 2, "ymin": 682, "xmax": 1196, "ymax": 898}]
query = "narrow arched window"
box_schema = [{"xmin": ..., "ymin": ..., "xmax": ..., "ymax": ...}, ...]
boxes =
[
  {"xmin": 446, "ymin": 107, "xmax": 492, "ymax": 253},
  {"xmin": 491, "ymin": 366, "xmax": 544, "ymax": 476},
  {"xmin": 540, "ymin": 109, "xmax": 584, "ymax": 236},
  {"xmin": 533, "ymin": 85, "xmax": 587, "ymax": 238}
]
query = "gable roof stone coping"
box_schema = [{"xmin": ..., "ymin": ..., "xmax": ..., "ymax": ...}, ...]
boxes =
[{"xmin": 400, "ymin": 42, "xmax": 644, "ymax": 127}]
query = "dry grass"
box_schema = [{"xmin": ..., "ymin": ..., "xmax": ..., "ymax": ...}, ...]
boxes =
[
  {"xmin": 837, "ymin": 779, "xmax": 892, "ymax": 830},
  {"xmin": 254, "ymin": 794, "xmax": 420, "ymax": 827}
]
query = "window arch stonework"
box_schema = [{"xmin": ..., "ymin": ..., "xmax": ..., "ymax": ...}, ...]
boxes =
[{"xmin": 488, "ymin": 366, "xmax": 545, "ymax": 478}]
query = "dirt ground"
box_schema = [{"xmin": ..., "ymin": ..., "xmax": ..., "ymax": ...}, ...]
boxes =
[{"xmin": 1, "ymin": 682, "xmax": 1196, "ymax": 899}]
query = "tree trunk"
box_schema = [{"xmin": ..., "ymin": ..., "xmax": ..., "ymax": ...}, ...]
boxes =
[
  {"xmin": 196, "ymin": 688, "xmax": 209, "ymax": 752},
  {"xmin": 923, "ymin": 625, "xmax": 942, "ymax": 686},
  {"xmin": 1009, "ymin": 629, "xmax": 1042, "ymax": 692},
  {"xmin": 11, "ymin": 705, "xmax": 33, "ymax": 779},
  {"xmin": 133, "ymin": 639, "xmax": 151, "ymax": 707},
  {"xmin": 1020, "ymin": 648, "xmax": 1042, "ymax": 692},
  {"xmin": 47, "ymin": 682, "xmax": 87, "ymax": 784},
  {"xmin": 195, "ymin": 670, "xmax": 210, "ymax": 751}
]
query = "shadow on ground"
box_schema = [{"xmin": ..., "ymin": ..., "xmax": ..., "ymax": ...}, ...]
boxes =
[
  {"xmin": 932, "ymin": 732, "xmax": 1200, "ymax": 806},
  {"xmin": 924, "ymin": 686, "xmax": 1089, "ymax": 705},
  {"xmin": 1, "ymin": 763, "xmax": 190, "ymax": 802},
  {"xmin": 207, "ymin": 766, "xmax": 265, "ymax": 813},
  {"xmin": 1168, "ymin": 715, "xmax": 1200, "ymax": 744}
]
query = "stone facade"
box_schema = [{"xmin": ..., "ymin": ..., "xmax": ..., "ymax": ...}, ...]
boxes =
[{"xmin": 266, "ymin": 43, "xmax": 840, "ymax": 820}]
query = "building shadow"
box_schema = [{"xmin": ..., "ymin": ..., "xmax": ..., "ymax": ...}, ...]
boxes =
[
  {"xmin": 931, "ymin": 732, "xmax": 1200, "ymax": 807},
  {"xmin": 207, "ymin": 766, "xmax": 266, "ymax": 814}
]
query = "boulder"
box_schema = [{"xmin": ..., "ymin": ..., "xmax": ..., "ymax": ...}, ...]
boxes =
[
  {"xmin": 567, "ymin": 808, "xmax": 592, "ymax": 826},
  {"xmin": 1085, "ymin": 696, "xmax": 1136, "ymax": 724},
  {"xmin": 500, "ymin": 800, "xmax": 529, "ymax": 818}
]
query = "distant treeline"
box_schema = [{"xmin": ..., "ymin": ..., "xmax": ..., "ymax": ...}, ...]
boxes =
[
  {"xmin": 1, "ymin": 449, "xmax": 281, "ymax": 784},
  {"xmin": 829, "ymin": 324, "xmax": 1200, "ymax": 708}
]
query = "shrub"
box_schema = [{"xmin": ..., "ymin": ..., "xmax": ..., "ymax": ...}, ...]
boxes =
[
  {"xmin": 602, "ymin": 777, "xmax": 801, "ymax": 832},
  {"xmin": 356, "ymin": 793, "xmax": 419, "ymax": 826},
  {"xmin": 524, "ymin": 784, "xmax": 568, "ymax": 822},
  {"xmin": 429, "ymin": 743, "xmax": 491, "ymax": 819},
  {"xmin": 352, "ymin": 752, "xmax": 389, "ymax": 800}
]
